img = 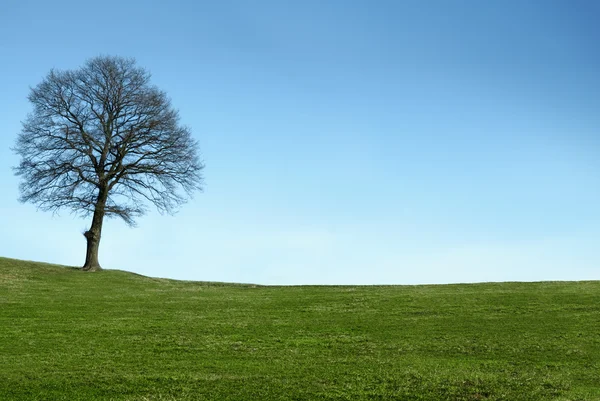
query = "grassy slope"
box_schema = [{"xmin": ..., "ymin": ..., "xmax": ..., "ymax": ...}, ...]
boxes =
[{"xmin": 0, "ymin": 257, "xmax": 599, "ymax": 400}]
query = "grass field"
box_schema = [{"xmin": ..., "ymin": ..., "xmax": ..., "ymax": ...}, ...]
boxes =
[{"xmin": 1, "ymin": 256, "xmax": 599, "ymax": 400}]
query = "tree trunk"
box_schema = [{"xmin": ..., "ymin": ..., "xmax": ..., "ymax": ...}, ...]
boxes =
[{"xmin": 82, "ymin": 188, "xmax": 107, "ymax": 271}]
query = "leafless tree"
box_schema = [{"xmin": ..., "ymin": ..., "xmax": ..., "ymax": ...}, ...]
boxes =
[{"xmin": 13, "ymin": 56, "xmax": 204, "ymax": 271}]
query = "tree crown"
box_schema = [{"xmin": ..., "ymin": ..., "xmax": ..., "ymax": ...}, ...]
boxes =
[{"xmin": 14, "ymin": 55, "xmax": 204, "ymax": 226}]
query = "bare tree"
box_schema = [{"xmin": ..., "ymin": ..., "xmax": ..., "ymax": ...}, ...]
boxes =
[{"xmin": 13, "ymin": 56, "xmax": 204, "ymax": 271}]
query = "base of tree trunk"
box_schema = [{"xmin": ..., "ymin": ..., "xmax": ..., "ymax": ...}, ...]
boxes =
[
  {"xmin": 83, "ymin": 229, "xmax": 103, "ymax": 272},
  {"xmin": 82, "ymin": 264, "xmax": 103, "ymax": 272}
]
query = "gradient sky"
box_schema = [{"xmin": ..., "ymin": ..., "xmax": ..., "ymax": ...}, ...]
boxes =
[{"xmin": 0, "ymin": 0, "xmax": 598, "ymax": 284}]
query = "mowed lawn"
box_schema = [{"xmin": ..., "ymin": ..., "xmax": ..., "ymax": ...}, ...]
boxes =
[{"xmin": 0, "ymin": 257, "xmax": 599, "ymax": 400}]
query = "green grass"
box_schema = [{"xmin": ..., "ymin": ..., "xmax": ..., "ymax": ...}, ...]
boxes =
[{"xmin": 1, "ymin": 256, "xmax": 599, "ymax": 400}]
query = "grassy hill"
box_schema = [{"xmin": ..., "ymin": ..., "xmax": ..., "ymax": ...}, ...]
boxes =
[{"xmin": 1, "ymin": 257, "xmax": 599, "ymax": 400}]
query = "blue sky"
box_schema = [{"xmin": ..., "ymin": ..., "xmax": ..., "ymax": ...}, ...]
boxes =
[{"xmin": 0, "ymin": 0, "xmax": 598, "ymax": 284}]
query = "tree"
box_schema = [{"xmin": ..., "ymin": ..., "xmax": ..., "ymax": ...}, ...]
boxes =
[{"xmin": 13, "ymin": 56, "xmax": 204, "ymax": 271}]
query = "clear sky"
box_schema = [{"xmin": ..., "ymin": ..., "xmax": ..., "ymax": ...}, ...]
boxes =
[{"xmin": 0, "ymin": 0, "xmax": 598, "ymax": 284}]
